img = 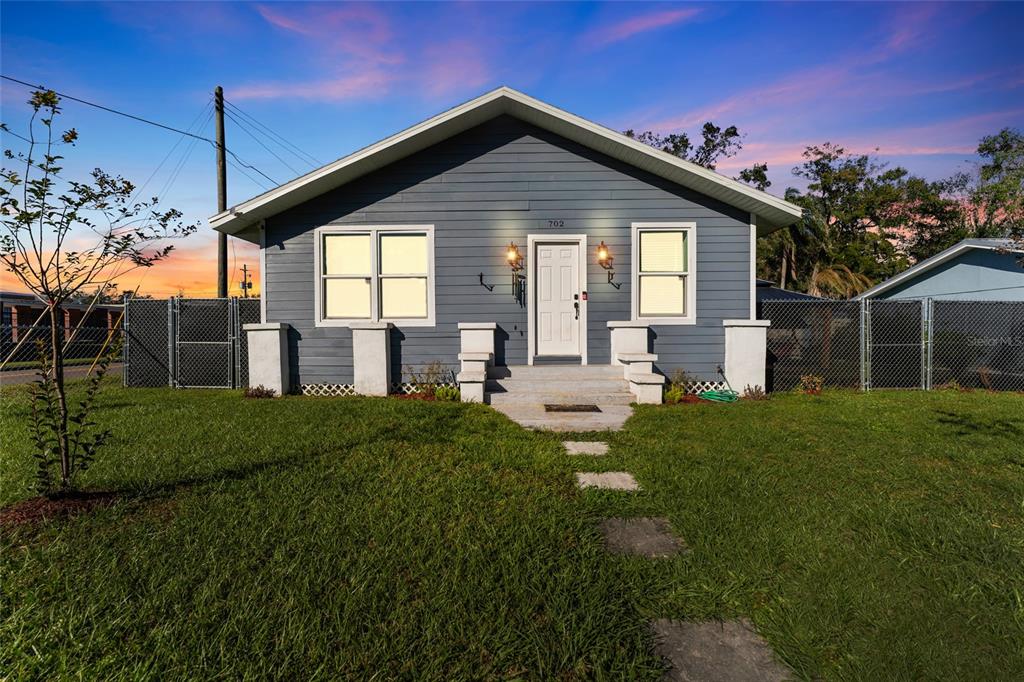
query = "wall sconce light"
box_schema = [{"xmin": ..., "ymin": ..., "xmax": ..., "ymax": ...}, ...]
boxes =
[
  {"xmin": 596, "ymin": 241, "xmax": 613, "ymax": 269},
  {"xmin": 506, "ymin": 241, "xmax": 523, "ymax": 271},
  {"xmin": 597, "ymin": 240, "xmax": 620, "ymax": 288}
]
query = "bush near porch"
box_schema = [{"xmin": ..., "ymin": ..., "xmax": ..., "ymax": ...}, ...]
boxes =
[{"xmin": 1, "ymin": 383, "xmax": 1022, "ymax": 679}]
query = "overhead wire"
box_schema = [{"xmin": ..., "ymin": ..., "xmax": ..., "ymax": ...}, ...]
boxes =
[
  {"xmin": 1, "ymin": 74, "xmax": 278, "ymax": 186},
  {"xmin": 223, "ymin": 98, "xmax": 321, "ymax": 168},
  {"xmin": 223, "ymin": 107, "xmax": 303, "ymax": 177}
]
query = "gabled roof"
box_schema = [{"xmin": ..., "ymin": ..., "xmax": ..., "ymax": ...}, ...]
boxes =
[
  {"xmin": 210, "ymin": 87, "xmax": 803, "ymax": 243},
  {"xmin": 857, "ymin": 238, "xmax": 1022, "ymax": 299}
]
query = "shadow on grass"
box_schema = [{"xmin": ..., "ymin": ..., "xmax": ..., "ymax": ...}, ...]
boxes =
[{"xmin": 933, "ymin": 408, "xmax": 1024, "ymax": 439}]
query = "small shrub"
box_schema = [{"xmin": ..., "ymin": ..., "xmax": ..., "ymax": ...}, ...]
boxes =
[
  {"xmin": 798, "ymin": 375, "xmax": 824, "ymax": 395},
  {"xmin": 742, "ymin": 385, "xmax": 769, "ymax": 400},
  {"xmin": 664, "ymin": 384, "xmax": 687, "ymax": 404},
  {"xmin": 669, "ymin": 368, "xmax": 696, "ymax": 388},
  {"xmin": 405, "ymin": 361, "xmax": 453, "ymax": 398},
  {"xmin": 434, "ymin": 385, "xmax": 461, "ymax": 402},
  {"xmin": 245, "ymin": 385, "xmax": 277, "ymax": 399}
]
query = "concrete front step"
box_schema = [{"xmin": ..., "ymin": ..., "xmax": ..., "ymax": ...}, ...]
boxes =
[
  {"xmin": 489, "ymin": 392, "xmax": 634, "ymax": 406},
  {"xmin": 492, "ymin": 403, "xmax": 634, "ymax": 431},
  {"xmin": 487, "ymin": 378, "xmax": 630, "ymax": 392},
  {"xmin": 488, "ymin": 364, "xmax": 624, "ymax": 380}
]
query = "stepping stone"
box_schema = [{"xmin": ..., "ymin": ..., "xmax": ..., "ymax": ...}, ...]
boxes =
[
  {"xmin": 599, "ymin": 517, "xmax": 687, "ymax": 558},
  {"xmin": 575, "ymin": 472, "xmax": 639, "ymax": 491},
  {"xmin": 651, "ymin": 618, "xmax": 791, "ymax": 682},
  {"xmin": 563, "ymin": 441, "xmax": 609, "ymax": 455}
]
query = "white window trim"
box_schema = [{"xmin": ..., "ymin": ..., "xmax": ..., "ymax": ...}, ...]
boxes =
[
  {"xmin": 314, "ymin": 224, "xmax": 436, "ymax": 328},
  {"xmin": 631, "ymin": 222, "xmax": 697, "ymax": 325}
]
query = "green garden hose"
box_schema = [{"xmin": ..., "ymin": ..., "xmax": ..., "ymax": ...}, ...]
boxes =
[
  {"xmin": 698, "ymin": 388, "xmax": 739, "ymax": 402},
  {"xmin": 698, "ymin": 365, "xmax": 740, "ymax": 402}
]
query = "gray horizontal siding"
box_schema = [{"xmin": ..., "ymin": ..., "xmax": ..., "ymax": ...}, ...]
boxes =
[{"xmin": 265, "ymin": 115, "xmax": 750, "ymax": 384}]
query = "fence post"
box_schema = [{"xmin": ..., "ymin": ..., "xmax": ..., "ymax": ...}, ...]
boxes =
[
  {"xmin": 925, "ymin": 298, "xmax": 934, "ymax": 390},
  {"xmin": 168, "ymin": 297, "xmax": 176, "ymax": 387},
  {"xmin": 230, "ymin": 297, "xmax": 239, "ymax": 389},
  {"xmin": 122, "ymin": 293, "xmax": 130, "ymax": 387},
  {"xmin": 864, "ymin": 301, "xmax": 872, "ymax": 391}
]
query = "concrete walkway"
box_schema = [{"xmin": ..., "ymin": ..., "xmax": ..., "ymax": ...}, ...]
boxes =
[
  {"xmin": 489, "ymin": 365, "xmax": 634, "ymax": 431},
  {"xmin": 566, "ymin": 438, "xmax": 792, "ymax": 680}
]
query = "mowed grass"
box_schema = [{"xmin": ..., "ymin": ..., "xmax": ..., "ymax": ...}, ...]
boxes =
[{"xmin": 2, "ymin": 383, "xmax": 1023, "ymax": 679}]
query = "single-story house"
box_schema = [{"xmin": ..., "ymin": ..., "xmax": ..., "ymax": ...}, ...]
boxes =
[
  {"xmin": 857, "ymin": 238, "xmax": 1024, "ymax": 301},
  {"xmin": 212, "ymin": 87, "xmax": 802, "ymax": 403}
]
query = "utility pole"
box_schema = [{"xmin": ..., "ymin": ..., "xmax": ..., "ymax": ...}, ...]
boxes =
[
  {"xmin": 240, "ymin": 264, "xmax": 251, "ymax": 298},
  {"xmin": 215, "ymin": 85, "xmax": 228, "ymax": 298}
]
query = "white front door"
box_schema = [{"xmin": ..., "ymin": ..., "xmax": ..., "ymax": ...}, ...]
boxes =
[{"xmin": 535, "ymin": 242, "xmax": 580, "ymax": 356}]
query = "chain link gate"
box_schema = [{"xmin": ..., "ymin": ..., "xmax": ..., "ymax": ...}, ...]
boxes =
[
  {"xmin": 763, "ymin": 298, "xmax": 1024, "ymax": 392},
  {"xmin": 123, "ymin": 296, "xmax": 260, "ymax": 389}
]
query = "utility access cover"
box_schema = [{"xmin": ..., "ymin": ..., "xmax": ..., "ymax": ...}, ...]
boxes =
[{"xmin": 545, "ymin": 404, "xmax": 601, "ymax": 412}]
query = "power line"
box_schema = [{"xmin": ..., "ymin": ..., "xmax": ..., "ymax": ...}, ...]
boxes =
[
  {"xmin": 129, "ymin": 99, "xmax": 213, "ymax": 205},
  {"xmin": 1, "ymin": 74, "xmax": 278, "ymax": 187},
  {"xmin": 223, "ymin": 108, "xmax": 303, "ymax": 177},
  {"xmin": 223, "ymin": 98, "xmax": 321, "ymax": 167}
]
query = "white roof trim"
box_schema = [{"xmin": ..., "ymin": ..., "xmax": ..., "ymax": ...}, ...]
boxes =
[
  {"xmin": 857, "ymin": 239, "xmax": 1023, "ymax": 299},
  {"xmin": 210, "ymin": 86, "xmax": 803, "ymax": 242}
]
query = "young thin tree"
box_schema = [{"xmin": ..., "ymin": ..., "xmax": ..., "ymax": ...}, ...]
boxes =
[{"xmin": 0, "ymin": 89, "xmax": 196, "ymax": 492}]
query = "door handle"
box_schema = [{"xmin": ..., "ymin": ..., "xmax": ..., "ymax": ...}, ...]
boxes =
[{"xmin": 574, "ymin": 300, "xmax": 580, "ymax": 319}]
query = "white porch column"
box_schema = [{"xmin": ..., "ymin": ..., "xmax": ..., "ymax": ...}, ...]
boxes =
[
  {"xmin": 243, "ymin": 322, "xmax": 290, "ymax": 396},
  {"xmin": 350, "ymin": 322, "xmax": 392, "ymax": 396},
  {"xmin": 457, "ymin": 322, "xmax": 496, "ymax": 403},
  {"xmin": 607, "ymin": 321, "xmax": 650, "ymax": 365},
  {"xmin": 722, "ymin": 319, "xmax": 771, "ymax": 391}
]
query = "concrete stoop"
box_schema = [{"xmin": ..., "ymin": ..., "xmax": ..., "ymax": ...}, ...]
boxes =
[{"xmin": 487, "ymin": 365, "xmax": 634, "ymax": 431}]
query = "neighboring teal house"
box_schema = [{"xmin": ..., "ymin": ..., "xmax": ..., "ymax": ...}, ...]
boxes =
[{"xmin": 858, "ymin": 238, "xmax": 1024, "ymax": 301}]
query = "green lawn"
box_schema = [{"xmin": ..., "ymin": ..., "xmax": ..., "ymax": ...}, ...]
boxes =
[{"xmin": 1, "ymin": 384, "xmax": 1022, "ymax": 679}]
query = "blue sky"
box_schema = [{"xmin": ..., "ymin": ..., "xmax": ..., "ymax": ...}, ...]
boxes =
[{"xmin": 2, "ymin": 1, "xmax": 1022, "ymax": 295}]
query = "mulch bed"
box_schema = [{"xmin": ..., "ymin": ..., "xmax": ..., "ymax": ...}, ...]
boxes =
[
  {"xmin": 666, "ymin": 394, "xmax": 703, "ymax": 405},
  {"xmin": 0, "ymin": 491, "xmax": 118, "ymax": 529}
]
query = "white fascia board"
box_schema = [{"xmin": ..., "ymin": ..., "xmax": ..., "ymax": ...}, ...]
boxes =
[{"xmin": 210, "ymin": 86, "xmax": 803, "ymax": 242}]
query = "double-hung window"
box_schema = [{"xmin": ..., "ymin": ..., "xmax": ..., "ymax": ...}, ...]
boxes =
[
  {"xmin": 317, "ymin": 225, "xmax": 435, "ymax": 326},
  {"xmin": 631, "ymin": 222, "xmax": 696, "ymax": 324}
]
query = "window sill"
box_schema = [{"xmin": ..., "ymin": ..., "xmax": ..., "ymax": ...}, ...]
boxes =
[
  {"xmin": 315, "ymin": 318, "xmax": 436, "ymax": 328},
  {"xmin": 631, "ymin": 317, "xmax": 697, "ymax": 326}
]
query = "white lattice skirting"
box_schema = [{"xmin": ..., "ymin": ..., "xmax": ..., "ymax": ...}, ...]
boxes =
[
  {"xmin": 299, "ymin": 383, "xmax": 357, "ymax": 397},
  {"xmin": 299, "ymin": 382, "xmax": 457, "ymax": 397},
  {"xmin": 684, "ymin": 380, "xmax": 726, "ymax": 394}
]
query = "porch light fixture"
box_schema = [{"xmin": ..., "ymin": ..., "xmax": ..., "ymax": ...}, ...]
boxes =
[
  {"xmin": 505, "ymin": 241, "xmax": 523, "ymax": 271},
  {"xmin": 597, "ymin": 240, "xmax": 620, "ymax": 288}
]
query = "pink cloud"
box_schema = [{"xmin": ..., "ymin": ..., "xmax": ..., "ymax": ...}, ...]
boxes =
[
  {"xmin": 232, "ymin": 70, "xmax": 395, "ymax": 101},
  {"xmin": 421, "ymin": 41, "xmax": 492, "ymax": 98},
  {"xmin": 254, "ymin": 3, "xmax": 403, "ymax": 66},
  {"xmin": 581, "ymin": 7, "xmax": 702, "ymax": 49}
]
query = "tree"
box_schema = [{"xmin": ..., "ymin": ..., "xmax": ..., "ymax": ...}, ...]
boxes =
[
  {"xmin": 908, "ymin": 128, "xmax": 1024, "ymax": 260},
  {"xmin": 624, "ymin": 121, "xmax": 773, "ymax": 184},
  {"xmin": 0, "ymin": 90, "xmax": 196, "ymax": 493},
  {"xmin": 758, "ymin": 143, "xmax": 950, "ymax": 297}
]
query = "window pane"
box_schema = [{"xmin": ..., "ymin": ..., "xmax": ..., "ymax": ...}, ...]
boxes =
[
  {"xmin": 323, "ymin": 278, "xmax": 370, "ymax": 318},
  {"xmin": 380, "ymin": 277, "xmax": 427, "ymax": 318},
  {"xmin": 639, "ymin": 275, "xmax": 685, "ymax": 317},
  {"xmin": 380, "ymin": 233, "xmax": 427, "ymax": 275},
  {"xmin": 324, "ymin": 234, "xmax": 371, "ymax": 275},
  {"xmin": 640, "ymin": 231, "xmax": 686, "ymax": 273}
]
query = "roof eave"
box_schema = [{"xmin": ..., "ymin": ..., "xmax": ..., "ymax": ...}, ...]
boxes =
[{"xmin": 210, "ymin": 87, "xmax": 803, "ymax": 242}]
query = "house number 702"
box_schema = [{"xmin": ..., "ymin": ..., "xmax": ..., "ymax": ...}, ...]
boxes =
[{"xmin": 548, "ymin": 220, "xmax": 565, "ymax": 228}]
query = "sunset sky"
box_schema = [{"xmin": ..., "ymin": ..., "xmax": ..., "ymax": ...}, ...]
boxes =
[{"xmin": 2, "ymin": 1, "xmax": 1022, "ymax": 298}]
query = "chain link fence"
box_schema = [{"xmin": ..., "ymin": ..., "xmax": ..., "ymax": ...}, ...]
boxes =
[
  {"xmin": 2, "ymin": 323, "xmax": 121, "ymax": 372},
  {"xmin": 764, "ymin": 298, "xmax": 1024, "ymax": 392},
  {"xmin": 123, "ymin": 297, "xmax": 260, "ymax": 389}
]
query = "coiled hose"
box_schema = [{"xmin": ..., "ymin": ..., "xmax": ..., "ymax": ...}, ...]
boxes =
[{"xmin": 698, "ymin": 366, "xmax": 740, "ymax": 403}]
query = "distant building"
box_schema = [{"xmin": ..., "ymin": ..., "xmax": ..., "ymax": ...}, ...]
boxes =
[
  {"xmin": 857, "ymin": 239, "xmax": 1024, "ymax": 301},
  {"xmin": 1, "ymin": 291, "xmax": 121, "ymax": 340}
]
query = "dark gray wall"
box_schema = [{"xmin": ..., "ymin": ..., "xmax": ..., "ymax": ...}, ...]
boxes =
[{"xmin": 264, "ymin": 115, "xmax": 751, "ymax": 386}]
